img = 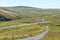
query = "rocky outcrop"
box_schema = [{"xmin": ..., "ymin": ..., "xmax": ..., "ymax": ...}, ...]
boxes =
[{"xmin": 0, "ymin": 16, "xmax": 11, "ymax": 21}]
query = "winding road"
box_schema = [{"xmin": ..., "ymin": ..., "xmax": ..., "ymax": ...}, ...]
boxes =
[{"xmin": 0, "ymin": 21, "xmax": 49, "ymax": 40}]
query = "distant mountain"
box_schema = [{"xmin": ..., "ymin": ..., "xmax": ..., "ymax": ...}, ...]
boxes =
[{"xmin": 10, "ymin": 6, "xmax": 35, "ymax": 8}]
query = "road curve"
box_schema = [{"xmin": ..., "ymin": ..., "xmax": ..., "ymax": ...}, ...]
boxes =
[
  {"xmin": 16, "ymin": 26, "xmax": 48, "ymax": 40},
  {"xmin": 0, "ymin": 21, "xmax": 49, "ymax": 30},
  {"xmin": 0, "ymin": 22, "xmax": 49, "ymax": 40}
]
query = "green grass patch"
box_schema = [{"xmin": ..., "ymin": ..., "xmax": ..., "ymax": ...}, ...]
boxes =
[
  {"xmin": 0, "ymin": 19, "xmax": 33, "ymax": 28},
  {"xmin": 43, "ymin": 22, "xmax": 60, "ymax": 40},
  {"xmin": 0, "ymin": 24, "xmax": 45, "ymax": 40}
]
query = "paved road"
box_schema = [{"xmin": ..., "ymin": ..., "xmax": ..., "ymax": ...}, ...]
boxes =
[
  {"xmin": 16, "ymin": 26, "xmax": 48, "ymax": 40},
  {"xmin": 0, "ymin": 21, "xmax": 50, "ymax": 30},
  {"xmin": 0, "ymin": 21, "xmax": 49, "ymax": 40}
]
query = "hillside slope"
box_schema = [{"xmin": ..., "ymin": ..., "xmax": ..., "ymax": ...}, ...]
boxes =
[
  {"xmin": 0, "ymin": 8, "xmax": 22, "ymax": 20},
  {"xmin": 0, "ymin": 6, "xmax": 60, "ymax": 21}
]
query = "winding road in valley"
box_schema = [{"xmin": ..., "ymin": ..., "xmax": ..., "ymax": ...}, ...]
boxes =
[
  {"xmin": 0, "ymin": 9, "xmax": 49, "ymax": 40},
  {"xmin": 0, "ymin": 21, "xmax": 49, "ymax": 40}
]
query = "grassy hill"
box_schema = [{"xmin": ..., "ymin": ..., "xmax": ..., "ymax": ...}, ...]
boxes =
[{"xmin": 0, "ymin": 6, "xmax": 60, "ymax": 22}]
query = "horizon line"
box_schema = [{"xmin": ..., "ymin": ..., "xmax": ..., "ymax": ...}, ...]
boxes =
[{"xmin": 0, "ymin": 5, "xmax": 60, "ymax": 9}]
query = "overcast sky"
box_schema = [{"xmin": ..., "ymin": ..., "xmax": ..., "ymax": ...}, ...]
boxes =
[{"xmin": 0, "ymin": 0, "xmax": 60, "ymax": 8}]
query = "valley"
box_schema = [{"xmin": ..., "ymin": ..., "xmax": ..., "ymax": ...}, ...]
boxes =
[{"xmin": 0, "ymin": 6, "xmax": 60, "ymax": 40}]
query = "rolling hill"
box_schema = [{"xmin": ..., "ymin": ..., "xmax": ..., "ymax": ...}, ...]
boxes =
[{"xmin": 0, "ymin": 6, "xmax": 60, "ymax": 21}]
